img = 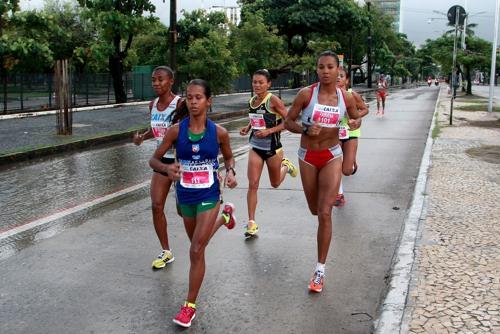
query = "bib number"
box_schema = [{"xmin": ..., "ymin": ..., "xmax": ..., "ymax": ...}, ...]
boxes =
[
  {"xmin": 249, "ymin": 114, "xmax": 266, "ymax": 130},
  {"xmin": 180, "ymin": 164, "xmax": 214, "ymax": 189},
  {"xmin": 311, "ymin": 104, "xmax": 340, "ymax": 128},
  {"xmin": 339, "ymin": 126, "xmax": 349, "ymax": 140}
]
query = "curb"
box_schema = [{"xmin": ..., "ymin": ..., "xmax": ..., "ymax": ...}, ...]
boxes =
[
  {"xmin": 373, "ymin": 87, "xmax": 442, "ymax": 333},
  {"xmin": 0, "ymin": 110, "xmax": 248, "ymax": 166}
]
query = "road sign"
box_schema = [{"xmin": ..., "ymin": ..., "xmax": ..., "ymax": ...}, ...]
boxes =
[{"xmin": 447, "ymin": 5, "xmax": 466, "ymax": 25}]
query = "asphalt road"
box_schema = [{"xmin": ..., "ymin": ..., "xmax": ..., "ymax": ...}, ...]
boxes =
[{"xmin": 0, "ymin": 86, "xmax": 439, "ymax": 334}]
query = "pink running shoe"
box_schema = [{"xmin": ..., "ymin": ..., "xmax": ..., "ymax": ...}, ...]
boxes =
[
  {"xmin": 334, "ymin": 194, "xmax": 345, "ymax": 208},
  {"xmin": 222, "ymin": 202, "xmax": 236, "ymax": 229},
  {"xmin": 173, "ymin": 305, "xmax": 196, "ymax": 328}
]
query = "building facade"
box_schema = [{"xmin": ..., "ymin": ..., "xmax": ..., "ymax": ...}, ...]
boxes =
[
  {"xmin": 207, "ymin": 5, "xmax": 241, "ymax": 26},
  {"xmin": 367, "ymin": 0, "xmax": 403, "ymax": 32}
]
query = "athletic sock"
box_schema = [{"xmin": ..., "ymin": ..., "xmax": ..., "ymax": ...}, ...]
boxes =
[
  {"xmin": 315, "ymin": 263, "xmax": 325, "ymax": 275},
  {"xmin": 338, "ymin": 181, "xmax": 344, "ymax": 195},
  {"xmin": 184, "ymin": 301, "xmax": 196, "ymax": 309},
  {"xmin": 222, "ymin": 212, "xmax": 230, "ymax": 224}
]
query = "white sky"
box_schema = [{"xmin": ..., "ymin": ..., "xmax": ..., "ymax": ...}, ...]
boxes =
[{"xmin": 19, "ymin": 0, "xmax": 499, "ymax": 47}]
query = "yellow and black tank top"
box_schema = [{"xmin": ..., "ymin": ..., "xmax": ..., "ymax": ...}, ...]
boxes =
[{"xmin": 248, "ymin": 93, "xmax": 282, "ymax": 151}]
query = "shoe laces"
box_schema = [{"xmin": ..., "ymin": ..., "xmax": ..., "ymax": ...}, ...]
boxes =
[
  {"xmin": 157, "ymin": 250, "xmax": 167, "ymax": 259},
  {"xmin": 180, "ymin": 305, "xmax": 195, "ymax": 318},
  {"xmin": 313, "ymin": 271, "xmax": 324, "ymax": 285}
]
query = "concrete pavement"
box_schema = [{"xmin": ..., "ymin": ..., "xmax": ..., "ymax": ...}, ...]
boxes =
[
  {"xmin": 0, "ymin": 86, "xmax": 440, "ymax": 333},
  {"xmin": 400, "ymin": 88, "xmax": 500, "ymax": 334}
]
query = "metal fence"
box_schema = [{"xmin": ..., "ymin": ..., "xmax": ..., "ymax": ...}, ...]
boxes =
[{"xmin": 1, "ymin": 71, "xmax": 313, "ymax": 114}]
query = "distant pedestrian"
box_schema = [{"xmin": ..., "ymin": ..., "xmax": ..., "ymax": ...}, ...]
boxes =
[
  {"xmin": 239, "ymin": 69, "xmax": 298, "ymax": 238},
  {"xmin": 334, "ymin": 66, "xmax": 367, "ymax": 208},
  {"xmin": 285, "ymin": 51, "xmax": 360, "ymax": 293},
  {"xmin": 376, "ymin": 74, "xmax": 388, "ymax": 115},
  {"xmin": 149, "ymin": 79, "xmax": 237, "ymax": 328},
  {"xmin": 132, "ymin": 66, "xmax": 181, "ymax": 269}
]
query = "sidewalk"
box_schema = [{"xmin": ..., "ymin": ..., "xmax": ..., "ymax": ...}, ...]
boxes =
[{"xmin": 402, "ymin": 89, "xmax": 500, "ymax": 333}]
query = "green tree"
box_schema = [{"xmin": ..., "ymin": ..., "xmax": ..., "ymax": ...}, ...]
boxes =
[
  {"xmin": 230, "ymin": 12, "xmax": 288, "ymax": 78},
  {"xmin": 179, "ymin": 30, "xmax": 237, "ymax": 95},
  {"xmin": 129, "ymin": 19, "xmax": 169, "ymax": 67},
  {"xmin": 77, "ymin": 0, "xmax": 156, "ymax": 103}
]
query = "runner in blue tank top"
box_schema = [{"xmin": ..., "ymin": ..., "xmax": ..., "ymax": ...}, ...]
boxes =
[{"xmin": 149, "ymin": 79, "xmax": 237, "ymax": 328}]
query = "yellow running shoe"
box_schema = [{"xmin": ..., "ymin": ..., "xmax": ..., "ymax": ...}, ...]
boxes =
[
  {"xmin": 152, "ymin": 249, "xmax": 175, "ymax": 269},
  {"xmin": 282, "ymin": 158, "xmax": 298, "ymax": 177},
  {"xmin": 244, "ymin": 220, "xmax": 259, "ymax": 237}
]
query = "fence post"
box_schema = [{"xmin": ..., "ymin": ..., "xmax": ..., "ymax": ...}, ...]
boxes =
[
  {"xmin": 48, "ymin": 74, "xmax": 53, "ymax": 108},
  {"xmin": 20, "ymin": 75, "xmax": 24, "ymax": 110},
  {"xmin": 107, "ymin": 73, "xmax": 111, "ymax": 104},
  {"xmin": 141, "ymin": 73, "xmax": 144, "ymax": 100},
  {"xmin": 86, "ymin": 73, "xmax": 89, "ymax": 105},
  {"xmin": 2, "ymin": 73, "xmax": 7, "ymax": 113}
]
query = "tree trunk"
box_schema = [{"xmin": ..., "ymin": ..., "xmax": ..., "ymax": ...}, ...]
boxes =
[
  {"xmin": 109, "ymin": 54, "xmax": 126, "ymax": 103},
  {"xmin": 465, "ymin": 64, "xmax": 472, "ymax": 95}
]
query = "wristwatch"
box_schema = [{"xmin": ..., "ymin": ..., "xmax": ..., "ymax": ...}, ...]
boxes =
[{"xmin": 302, "ymin": 125, "xmax": 309, "ymax": 135}]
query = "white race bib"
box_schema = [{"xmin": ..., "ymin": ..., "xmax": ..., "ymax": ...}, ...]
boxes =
[
  {"xmin": 311, "ymin": 104, "xmax": 340, "ymax": 128},
  {"xmin": 339, "ymin": 126, "xmax": 349, "ymax": 140},
  {"xmin": 180, "ymin": 164, "xmax": 214, "ymax": 189},
  {"xmin": 249, "ymin": 113, "xmax": 266, "ymax": 130}
]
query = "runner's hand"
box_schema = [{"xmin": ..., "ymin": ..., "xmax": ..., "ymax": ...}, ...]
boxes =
[
  {"xmin": 224, "ymin": 172, "xmax": 237, "ymax": 189},
  {"xmin": 166, "ymin": 163, "xmax": 181, "ymax": 181},
  {"xmin": 307, "ymin": 122, "xmax": 322, "ymax": 136},
  {"xmin": 239, "ymin": 127, "xmax": 249, "ymax": 136},
  {"xmin": 133, "ymin": 132, "xmax": 144, "ymax": 146},
  {"xmin": 348, "ymin": 118, "xmax": 361, "ymax": 130},
  {"xmin": 254, "ymin": 129, "xmax": 270, "ymax": 138}
]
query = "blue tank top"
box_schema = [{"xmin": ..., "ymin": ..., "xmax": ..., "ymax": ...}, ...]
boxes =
[{"xmin": 175, "ymin": 118, "xmax": 220, "ymax": 205}]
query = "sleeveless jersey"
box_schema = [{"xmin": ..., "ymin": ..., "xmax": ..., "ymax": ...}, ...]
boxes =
[
  {"xmin": 340, "ymin": 88, "xmax": 361, "ymax": 138},
  {"xmin": 301, "ymin": 83, "xmax": 347, "ymax": 127},
  {"xmin": 248, "ymin": 93, "xmax": 282, "ymax": 151},
  {"xmin": 175, "ymin": 118, "xmax": 220, "ymax": 205},
  {"xmin": 150, "ymin": 95, "xmax": 181, "ymax": 158}
]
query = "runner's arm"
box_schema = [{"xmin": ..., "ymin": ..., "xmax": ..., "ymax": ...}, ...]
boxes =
[
  {"xmin": 267, "ymin": 95, "xmax": 287, "ymax": 134},
  {"xmin": 284, "ymin": 88, "xmax": 309, "ymax": 134},
  {"xmin": 345, "ymin": 90, "xmax": 361, "ymax": 130},
  {"xmin": 133, "ymin": 101, "xmax": 155, "ymax": 144},
  {"xmin": 149, "ymin": 124, "xmax": 180, "ymax": 178},
  {"xmin": 217, "ymin": 125, "xmax": 237, "ymax": 188},
  {"xmin": 353, "ymin": 91, "xmax": 369, "ymax": 118}
]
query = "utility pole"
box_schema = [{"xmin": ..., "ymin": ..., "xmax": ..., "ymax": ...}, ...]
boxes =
[
  {"xmin": 169, "ymin": 0, "xmax": 177, "ymax": 71},
  {"xmin": 489, "ymin": 0, "xmax": 500, "ymax": 113},
  {"xmin": 367, "ymin": 1, "xmax": 372, "ymax": 88}
]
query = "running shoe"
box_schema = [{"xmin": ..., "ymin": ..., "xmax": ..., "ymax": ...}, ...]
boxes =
[
  {"xmin": 151, "ymin": 249, "xmax": 174, "ymax": 269},
  {"xmin": 334, "ymin": 194, "xmax": 345, "ymax": 208},
  {"xmin": 222, "ymin": 202, "xmax": 236, "ymax": 229},
  {"xmin": 282, "ymin": 158, "xmax": 298, "ymax": 177},
  {"xmin": 173, "ymin": 305, "xmax": 196, "ymax": 328},
  {"xmin": 309, "ymin": 270, "xmax": 325, "ymax": 293},
  {"xmin": 244, "ymin": 220, "xmax": 259, "ymax": 237}
]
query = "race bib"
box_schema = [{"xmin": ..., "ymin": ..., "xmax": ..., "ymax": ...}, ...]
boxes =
[
  {"xmin": 180, "ymin": 164, "xmax": 214, "ymax": 189},
  {"xmin": 249, "ymin": 113, "xmax": 266, "ymax": 130},
  {"xmin": 151, "ymin": 122, "xmax": 168, "ymax": 141},
  {"xmin": 339, "ymin": 126, "xmax": 349, "ymax": 140},
  {"xmin": 311, "ymin": 104, "xmax": 340, "ymax": 128}
]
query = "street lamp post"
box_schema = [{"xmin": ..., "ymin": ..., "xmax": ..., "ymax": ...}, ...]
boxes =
[
  {"xmin": 489, "ymin": 0, "xmax": 500, "ymax": 113},
  {"xmin": 169, "ymin": 0, "xmax": 177, "ymax": 71},
  {"xmin": 367, "ymin": 1, "xmax": 372, "ymax": 89}
]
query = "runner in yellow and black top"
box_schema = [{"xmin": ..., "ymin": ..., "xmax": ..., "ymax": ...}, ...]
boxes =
[
  {"xmin": 239, "ymin": 69, "xmax": 297, "ymax": 238},
  {"xmin": 335, "ymin": 66, "xmax": 368, "ymax": 207}
]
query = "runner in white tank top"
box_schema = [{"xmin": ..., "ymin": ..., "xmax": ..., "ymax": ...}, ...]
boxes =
[{"xmin": 285, "ymin": 51, "xmax": 361, "ymax": 293}]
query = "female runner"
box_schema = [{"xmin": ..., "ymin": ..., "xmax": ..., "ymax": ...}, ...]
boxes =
[
  {"xmin": 133, "ymin": 66, "xmax": 180, "ymax": 269},
  {"xmin": 239, "ymin": 69, "xmax": 297, "ymax": 237},
  {"xmin": 334, "ymin": 66, "xmax": 368, "ymax": 207},
  {"xmin": 284, "ymin": 51, "xmax": 360, "ymax": 292},
  {"xmin": 150, "ymin": 79, "xmax": 237, "ymax": 327}
]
